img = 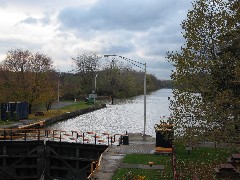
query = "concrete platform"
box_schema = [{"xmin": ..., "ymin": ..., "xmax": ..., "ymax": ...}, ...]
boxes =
[{"xmin": 91, "ymin": 133, "xmax": 156, "ymax": 180}]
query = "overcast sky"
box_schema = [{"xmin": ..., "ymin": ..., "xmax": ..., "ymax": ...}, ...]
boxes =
[{"xmin": 0, "ymin": 0, "xmax": 193, "ymax": 80}]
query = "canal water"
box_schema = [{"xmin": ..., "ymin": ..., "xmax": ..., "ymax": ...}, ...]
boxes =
[{"xmin": 47, "ymin": 89, "xmax": 173, "ymax": 137}]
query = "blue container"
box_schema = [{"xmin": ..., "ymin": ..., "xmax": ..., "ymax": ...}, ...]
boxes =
[{"xmin": 0, "ymin": 102, "xmax": 29, "ymax": 121}]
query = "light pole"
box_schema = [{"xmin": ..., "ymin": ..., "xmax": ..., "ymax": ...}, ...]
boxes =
[
  {"xmin": 94, "ymin": 74, "xmax": 98, "ymax": 93},
  {"xmin": 104, "ymin": 54, "xmax": 147, "ymax": 140},
  {"xmin": 57, "ymin": 72, "xmax": 60, "ymax": 109},
  {"xmin": 93, "ymin": 74, "xmax": 98, "ymax": 104},
  {"xmin": 143, "ymin": 62, "xmax": 146, "ymax": 140}
]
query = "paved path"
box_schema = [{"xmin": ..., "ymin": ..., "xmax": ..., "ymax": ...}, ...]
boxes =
[
  {"xmin": 92, "ymin": 133, "xmax": 156, "ymax": 180},
  {"xmin": 0, "ymin": 119, "xmax": 37, "ymax": 129}
]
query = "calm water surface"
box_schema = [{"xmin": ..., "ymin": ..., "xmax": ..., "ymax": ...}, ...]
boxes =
[{"xmin": 47, "ymin": 89, "xmax": 173, "ymax": 137}]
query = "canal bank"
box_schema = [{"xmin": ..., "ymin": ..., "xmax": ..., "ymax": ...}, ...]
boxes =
[{"xmin": 0, "ymin": 104, "xmax": 106, "ymax": 129}]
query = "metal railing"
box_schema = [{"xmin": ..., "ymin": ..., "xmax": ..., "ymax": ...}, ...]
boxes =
[{"xmin": 0, "ymin": 128, "xmax": 123, "ymax": 146}]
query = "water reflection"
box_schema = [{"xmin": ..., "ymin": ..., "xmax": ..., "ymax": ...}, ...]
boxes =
[{"xmin": 47, "ymin": 89, "xmax": 173, "ymax": 137}]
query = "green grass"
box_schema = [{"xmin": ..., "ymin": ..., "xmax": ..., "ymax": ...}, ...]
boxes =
[
  {"xmin": 112, "ymin": 154, "xmax": 173, "ymax": 180},
  {"xmin": 0, "ymin": 120, "xmax": 15, "ymax": 125},
  {"xmin": 175, "ymin": 144, "xmax": 238, "ymax": 179},
  {"xmin": 112, "ymin": 145, "xmax": 238, "ymax": 180},
  {"xmin": 59, "ymin": 101, "xmax": 92, "ymax": 111},
  {"xmin": 123, "ymin": 154, "xmax": 171, "ymax": 165},
  {"xmin": 113, "ymin": 168, "xmax": 165, "ymax": 180},
  {"xmin": 28, "ymin": 101, "xmax": 95, "ymax": 120}
]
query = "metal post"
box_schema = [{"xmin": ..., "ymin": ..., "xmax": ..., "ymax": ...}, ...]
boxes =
[
  {"xmin": 4, "ymin": 129, "xmax": 6, "ymax": 142},
  {"xmin": 24, "ymin": 130, "xmax": 27, "ymax": 141},
  {"xmin": 94, "ymin": 74, "xmax": 98, "ymax": 93},
  {"xmin": 143, "ymin": 63, "xmax": 147, "ymax": 140},
  {"xmin": 10, "ymin": 130, "xmax": 12, "ymax": 142},
  {"xmin": 94, "ymin": 134, "xmax": 97, "ymax": 145},
  {"xmin": 57, "ymin": 77, "xmax": 60, "ymax": 109},
  {"xmin": 83, "ymin": 133, "xmax": 85, "ymax": 144},
  {"xmin": 38, "ymin": 129, "xmax": 40, "ymax": 141},
  {"xmin": 60, "ymin": 132, "xmax": 62, "ymax": 142},
  {"xmin": 53, "ymin": 130, "xmax": 55, "ymax": 141},
  {"xmin": 94, "ymin": 74, "xmax": 98, "ymax": 104},
  {"xmin": 104, "ymin": 54, "xmax": 147, "ymax": 140}
]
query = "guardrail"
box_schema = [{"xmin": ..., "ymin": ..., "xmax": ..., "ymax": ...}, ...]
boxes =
[{"xmin": 0, "ymin": 128, "xmax": 122, "ymax": 146}]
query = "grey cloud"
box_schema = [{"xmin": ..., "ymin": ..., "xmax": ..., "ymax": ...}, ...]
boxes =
[
  {"xmin": 143, "ymin": 42, "xmax": 183, "ymax": 57},
  {"xmin": 58, "ymin": 0, "xmax": 190, "ymax": 64},
  {"xmin": 20, "ymin": 17, "xmax": 38, "ymax": 24},
  {"xmin": 57, "ymin": 0, "xmax": 191, "ymax": 59},
  {"xmin": 0, "ymin": 0, "xmax": 193, "ymax": 80},
  {"xmin": 147, "ymin": 59, "xmax": 173, "ymax": 70},
  {"xmin": 0, "ymin": 39, "xmax": 43, "ymax": 53},
  {"xmin": 58, "ymin": 0, "xmax": 189, "ymax": 32},
  {"xmin": 103, "ymin": 44, "xmax": 135, "ymax": 55},
  {"xmin": 134, "ymin": 23, "xmax": 185, "ymax": 57},
  {"xmin": 19, "ymin": 15, "xmax": 51, "ymax": 25},
  {"xmin": 0, "ymin": 0, "xmax": 7, "ymax": 8},
  {"xmin": 146, "ymin": 60, "xmax": 175, "ymax": 80},
  {"xmin": 38, "ymin": 13, "xmax": 51, "ymax": 25},
  {"xmin": 150, "ymin": 68, "xmax": 173, "ymax": 80}
]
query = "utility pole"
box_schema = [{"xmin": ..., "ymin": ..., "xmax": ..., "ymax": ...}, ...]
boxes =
[{"xmin": 104, "ymin": 54, "xmax": 147, "ymax": 140}]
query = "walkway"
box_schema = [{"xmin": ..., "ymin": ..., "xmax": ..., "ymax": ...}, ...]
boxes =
[
  {"xmin": 0, "ymin": 119, "xmax": 37, "ymax": 129},
  {"xmin": 92, "ymin": 133, "xmax": 157, "ymax": 180}
]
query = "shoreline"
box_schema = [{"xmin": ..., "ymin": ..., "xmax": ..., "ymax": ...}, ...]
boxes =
[{"xmin": 0, "ymin": 104, "xmax": 106, "ymax": 129}]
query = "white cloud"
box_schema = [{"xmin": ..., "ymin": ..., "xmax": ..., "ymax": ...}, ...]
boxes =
[{"xmin": 0, "ymin": 0, "xmax": 193, "ymax": 80}]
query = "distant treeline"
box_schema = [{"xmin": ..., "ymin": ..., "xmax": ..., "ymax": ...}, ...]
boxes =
[
  {"xmin": 159, "ymin": 80, "xmax": 173, "ymax": 89},
  {"xmin": 59, "ymin": 70, "xmax": 172, "ymax": 100},
  {"xmin": 0, "ymin": 49, "xmax": 172, "ymax": 111}
]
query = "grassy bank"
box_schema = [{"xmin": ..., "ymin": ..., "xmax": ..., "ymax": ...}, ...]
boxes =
[
  {"xmin": 112, "ymin": 145, "xmax": 238, "ymax": 180},
  {"xmin": 113, "ymin": 154, "xmax": 172, "ymax": 179},
  {"xmin": 28, "ymin": 101, "xmax": 94, "ymax": 120},
  {"xmin": 0, "ymin": 101, "xmax": 95, "ymax": 125},
  {"xmin": 0, "ymin": 120, "xmax": 14, "ymax": 125}
]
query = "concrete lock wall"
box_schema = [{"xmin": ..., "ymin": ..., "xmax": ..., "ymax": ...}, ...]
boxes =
[{"xmin": 0, "ymin": 140, "xmax": 107, "ymax": 180}]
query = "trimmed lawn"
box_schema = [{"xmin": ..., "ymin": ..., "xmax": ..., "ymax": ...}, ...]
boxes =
[
  {"xmin": 28, "ymin": 101, "xmax": 94, "ymax": 120},
  {"xmin": 59, "ymin": 101, "xmax": 92, "ymax": 111},
  {"xmin": 112, "ymin": 154, "xmax": 172, "ymax": 180},
  {"xmin": 122, "ymin": 154, "xmax": 171, "ymax": 165},
  {"xmin": 112, "ymin": 145, "xmax": 238, "ymax": 180},
  {"xmin": 113, "ymin": 168, "xmax": 164, "ymax": 180}
]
